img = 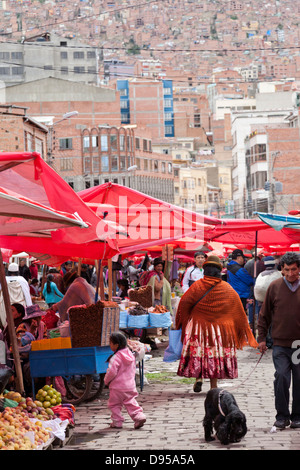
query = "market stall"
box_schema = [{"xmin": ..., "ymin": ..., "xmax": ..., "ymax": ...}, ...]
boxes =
[{"xmin": 0, "ymin": 179, "xmax": 93, "ymax": 450}]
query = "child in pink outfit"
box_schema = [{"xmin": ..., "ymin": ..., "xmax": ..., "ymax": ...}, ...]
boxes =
[{"xmin": 104, "ymin": 331, "xmax": 146, "ymax": 429}]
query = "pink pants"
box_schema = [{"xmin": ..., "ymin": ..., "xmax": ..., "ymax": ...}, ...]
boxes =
[{"xmin": 108, "ymin": 388, "xmax": 146, "ymax": 427}]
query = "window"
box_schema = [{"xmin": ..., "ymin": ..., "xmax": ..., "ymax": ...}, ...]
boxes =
[
  {"xmin": 120, "ymin": 100, "xmax": 128, "ymax": 109},
  {"xmin": 164, "ymin": 87, "xmax": 172, "ymax": 95},
  {"xmin": 93, "ymin": 157, "xmax": 100, "ymax": 173},
  {"xmin": 110, "ymin": 134, "xmax": 117, "ymax": 151},
  {"xmin": 61, "ymin": 67, "xmax": 68, "ymax": 75},
  {"xmin": 100, "ymin": 135, "xmax": 108, "ymax": 151},
  {"xmin": 165, "ymin": 112, "xmax": 172, "ymax": 120},
  {"xmin": 120, "ymin": 155, "xmax": 126, "ymax": 170},
  {"xmin": 35, "ymin": 138, "xmax": 44, "ymax": 159},
  {"xmin": 83, "ymin": 136, "xmax": 90, "ymax": 150},
  {"xmin": 136, "ymin": 158, "xmax": 140, "ymax": 170},
  {"xmin": 74, "ymin": 66, "xmax": 85, "ymax": 74},
  {"xmin": 88, "ymin": 66, "xmax": 97, "ymax": 74},
  {"xmin": 12, "ymin": 67, "xmax": 23, "ymax": 75},
  {"xmin": 91, "ymin": 135, "xmax": 98, "ymax": 148},
  {"xmin": 194, "ymin": 113, "xmax": 201, "ymax": 127},
  {"xmin": 44, "ymin": 65, "xmax": 53, "ymax": 70},
  {"xmin": 143, "ymin": 139, "xmax": 147, "ymax": 151},
  {"xmin": 165, "ymin": 126, "xmax": 173, "ymax": 135},
  {"xmin": 11, "ymin": 52, "xmax": 23, "ymax": 60},
  {"xmin": 161, "ymin": 162, "xmax": 166, "ymax": 173},
  {"xmin": 26, "ymin": 133, "xmax": 33, "ymax": 152},
  {"xmin": 59, "ymin": 138, "xmax": 73, "ymax": 150},
  {"xmin": 154, "ymin": 160, "xmax": 158, "ymax": 171},
  {"xmin": 101, "ymin": 155, "xmax": 109, "ymax": 172},
  {"xmin": 0, "ymin": 67, "xmax": 10, "ymax": 75},
  {"xmin": 83, "ymin": 156, "xmax": 91, "ymax": 173},
  {"xmin": 61, "ymin": 51, "xmax": 68, "ymax": 59},
  {"xmin": 0, "ymin": 52, "xmax": 9, "ymax": 60},
  {"xmin": 119, "ymin": 134, "xmax": 125, "ymax": 150},
  {"xmin": 120, "ymin": 89, "xmax": 128, "ymax": 96},
  {"xmin": 60, "ymin": 158, "xmax": 73, "ymax": 171},
  {"xmin": 135, "ymin": 138, "xmax": 140, "ymax": 149},
  {"xmin": 164, "ymin": 99, "xmax": 172, "ymax": 107},
  {"xmin": 87, "ymin": 51, "xmax": 96, "ymax": 59},
  {"xmin": 168, "ymin": 162, "xmax": 172, "ymax": 173},
  {"xmin": 111, "ymin": 155, "xmax": 118, "ymax": 171},
  {"xmin": 252, "ymin": 144, "xmax": 266, "ymax": 163},
  {"xmin": 73, "ymin": 51, "xmax": 84, "ymax": 59}
]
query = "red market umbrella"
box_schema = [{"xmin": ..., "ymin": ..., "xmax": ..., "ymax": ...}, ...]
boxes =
[
  {"xmin": 0, "ymin": 152, "xmax": 119, "ymax": 260},
  {"xmin": 205, "ymin": 218, "xmax": 297, "ymax": 250},
  {"xmin": 79, "ymin": 182, "xmax": 220, "ymax": 254}
]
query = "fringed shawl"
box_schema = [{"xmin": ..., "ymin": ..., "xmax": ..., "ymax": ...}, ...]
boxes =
[{"xmin": 175, "ymin": 276, "xmax": 258, "ymax": 350}]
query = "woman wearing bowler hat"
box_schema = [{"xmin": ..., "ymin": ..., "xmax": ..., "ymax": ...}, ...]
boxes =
[
  {"xmin": 18, "ymin": 304, "xmax": 47, "ymax": 341},
  {"xmin": 175, "ymin": 255, "xmax": 257, "ymax": 393}
]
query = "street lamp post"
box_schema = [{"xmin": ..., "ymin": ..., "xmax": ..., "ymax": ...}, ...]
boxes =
[
  {"xmin": 127, "ymin": 164, "xmax": 137, "ymax": 189},
  {"xmin": 47, "ymin": 111, "xmax": 79, "ymax": 164}
]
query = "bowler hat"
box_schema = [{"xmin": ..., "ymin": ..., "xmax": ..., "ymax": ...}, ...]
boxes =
[
  {"xmin": 203, "ymin": 255, "xmax": 223, "ymax": 270},
  {"xmin": 23, "ymin": 304, "xmax": 46, "ymax": 320}
]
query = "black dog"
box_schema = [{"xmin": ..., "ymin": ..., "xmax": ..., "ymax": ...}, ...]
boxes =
[{"xmin": 203, "ymin": 388, "xmax": 247, "ymax": 445}]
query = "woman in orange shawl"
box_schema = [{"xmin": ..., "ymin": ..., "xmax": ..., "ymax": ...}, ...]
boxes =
[{"xmin": 175, "ymin": 255, "xmax": 257, "ymax": 391}]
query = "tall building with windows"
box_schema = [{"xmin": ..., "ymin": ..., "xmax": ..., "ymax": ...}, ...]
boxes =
[
  {"xmin": 117, "ymin": 78, "xmax": 174, "ymax": 138},
  {"xmin": 0, "ymin": 32, "xmax": 99, "ymax": 86}
]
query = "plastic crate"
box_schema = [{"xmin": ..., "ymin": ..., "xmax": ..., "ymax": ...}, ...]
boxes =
[
  {"xmin": 29, "ymin": 346, "xmax": 111, "ymax": 377},
  {"xmin": 149, "ymin": 311, "xmax": 172, "ymax": 328},
  {"xmin": 119, "ymin": 311, "xmax": 128, "ymax": 328},
  {"xmin": 31, "ymin": 337, "xmax": 72, "ymax": 351}
]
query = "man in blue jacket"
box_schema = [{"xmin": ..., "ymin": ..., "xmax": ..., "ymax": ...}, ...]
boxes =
[{"xmin": 227, "ymin": 249, "xmax": 254, "ymax": 312}]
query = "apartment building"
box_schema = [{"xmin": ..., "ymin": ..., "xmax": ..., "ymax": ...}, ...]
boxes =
[
  {"xmin": 82, "ymin": 125, "xmax": 175, "ymax": 203},
  {"xmin": 0, "ymin": 32, "xmax": 99, "ymax": 86},
  {"xmin": 116, "ymin": 78, "xmax": 175, "ymax": 138},
  {"xmin": 231, "ymin": 106, "xmax": 295, "ymax": 218},
  {"xmin": 4, "ymin": 76, "xmax": 175, "ymax": 202},
  {"xmin": 0, "ymin": 105, "xmax": 47, "ymax": 155}
]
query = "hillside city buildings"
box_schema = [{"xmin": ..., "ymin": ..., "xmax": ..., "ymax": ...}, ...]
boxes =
[{"xmin": 0, "ymin": 0, "xmax": 299, "ymax": 218}]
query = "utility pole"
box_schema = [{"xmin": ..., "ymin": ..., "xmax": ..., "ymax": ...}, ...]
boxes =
[{"xmin": 268, "ymin": 150, "xmax": 280, "ymax": 213}]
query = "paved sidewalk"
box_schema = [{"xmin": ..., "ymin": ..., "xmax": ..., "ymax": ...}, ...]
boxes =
[{"xmin": 60, "ymin": 342, "xmax": 300, "ymax": 451}]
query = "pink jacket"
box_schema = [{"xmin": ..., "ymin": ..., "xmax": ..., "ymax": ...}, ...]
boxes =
[{"xmin": 104, "ymin": 347, "xmax": 137, "ymax": 391}]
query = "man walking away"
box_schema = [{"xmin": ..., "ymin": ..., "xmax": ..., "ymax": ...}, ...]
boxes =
[{"xmin": 258, "ymin": 252, "xmax": 300, "ymax": 430}]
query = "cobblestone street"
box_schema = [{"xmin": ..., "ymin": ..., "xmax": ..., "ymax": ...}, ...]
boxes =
[{"xmin": 59, "ymin": 341, "xmax": 300, "ymax": 453}]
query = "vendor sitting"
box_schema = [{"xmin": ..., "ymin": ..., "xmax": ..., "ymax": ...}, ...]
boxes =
[
  {"xmin": 16, "ymin": 304, "xmax": 47, "ymax": 350},
  {"xmin": 146, "ymin": 258, "xmax": 172, "ymax": 314}
]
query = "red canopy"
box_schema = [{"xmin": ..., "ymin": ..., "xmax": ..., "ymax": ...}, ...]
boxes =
[
  {"xmin": 0, "ymin": 152, "xmax": 119, "ymax": 260},
  {"xmin": 79, "ymin": 183, "xmax": 220, "ymax": 254},
  {"xmin": 205, "ymin": 218, "xmax": 297, "ymax": 249},
  {"xmin": 0, "ymin": 185, "xmax": 88, "ymax": 235}
]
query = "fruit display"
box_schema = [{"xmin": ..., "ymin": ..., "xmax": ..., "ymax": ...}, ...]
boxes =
[
  {"xmin": 0, "ymin": 407, "xmax": 51, "ymax": 450},
  {"xmin": 0, "ymin": 385, "xmax": 75, "ymax": 450},
  {"xmin": 35, "ymin": 384, "xmax": 62, "ymax": 409}
]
